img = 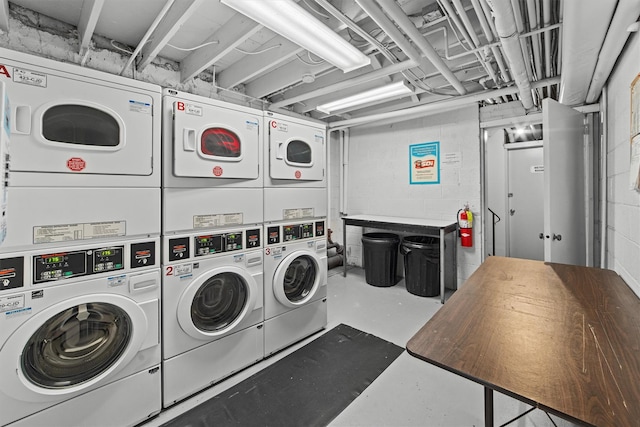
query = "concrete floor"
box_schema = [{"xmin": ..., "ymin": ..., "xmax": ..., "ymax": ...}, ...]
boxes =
[{"xmin": 145, "ymin": 267, "xmax": 578, "ymax": 427}]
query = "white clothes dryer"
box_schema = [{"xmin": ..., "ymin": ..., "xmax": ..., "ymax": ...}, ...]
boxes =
[
  {"xmin": 162, "ymin": 89, "xmax": 262, "ymax": 189},
  {"xmin": 263, "ymin": 219, "xmax": 327, "ymax": 356},
  {"xmin": 0, "ymin": 237, "xmax": 161, "ymax": 426},
  {"xmin": 263, "ymin": 111, "xmax": 327, "ymax": 224},
  {"xmin": 162, "ymin": 225, "xmax": 264, "ymax": 407},
  {"xmin": 0, "ymin": 48, "xmax": 161, "ymax": 189},
  {"xmin": 263, "ymin": 111, "xmax": 326, "ymax": 187}
]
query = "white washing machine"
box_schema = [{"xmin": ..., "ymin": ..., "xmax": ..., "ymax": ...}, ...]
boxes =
[
  {"xmin": 0, "ymin": 237, "xmax": 161, "ymax": 426},
  {"xmin": 263, "ymin": 219, "xmax": 327, "ymax": 356},
  {"xmin": 162, "ymin": 225, "xmax": 264, "ymax": 407},
  {"xmin": 0, "ymin": 48, "xmax": 161, "ymax": 254},
  {"xmin": 263, "ymin": 111, "xmax": 327, "ymax": 223}
]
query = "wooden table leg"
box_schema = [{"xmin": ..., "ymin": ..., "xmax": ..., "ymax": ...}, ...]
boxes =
[{"xmin": 485, "ymin": 387, "xmax": 493, "ymax": 427}]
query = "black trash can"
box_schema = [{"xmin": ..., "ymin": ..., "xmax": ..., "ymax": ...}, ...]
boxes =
[
  {"xmin": 400, "ymin": 236, "xmax": 440, "ymax": 297},
  {"xmin": 361, "ymin": 232, "xmax": 400, "ymax": 287}
]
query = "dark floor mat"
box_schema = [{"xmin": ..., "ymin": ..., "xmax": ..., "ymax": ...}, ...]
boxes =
[{"xmin": 161, "ymin": 324, "xmax": 404, "ymax": 427}]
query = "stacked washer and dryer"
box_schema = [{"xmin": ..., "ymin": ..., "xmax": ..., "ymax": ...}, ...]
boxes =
[
  {"xmin": 0, "ymin": 49, "xmax": 163, "ymax": 426},
  {"xmin": 161, "ymin": 90, "xmax": 265, "ymax": 407},
  {"xmin": 262, "ymin": 111, "xmax": 328, "ymax": 357}
]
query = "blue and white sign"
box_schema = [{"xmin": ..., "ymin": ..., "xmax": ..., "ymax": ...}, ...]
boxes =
[{"xmin": 409, "ymin": 141, "xmax": 440, "ymax": 184}]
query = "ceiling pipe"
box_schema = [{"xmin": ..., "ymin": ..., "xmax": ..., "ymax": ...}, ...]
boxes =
[
  {"xmin": 559, "ymin": 0, "xmax": 616, "ymax": 105},
  {"xmin": 370, "ymin": 0, "xmax": 467, "ymax": 95},
  {"xmin": 488, "ymin": 0, "xmax": 535, "ymax": 110},
  {"xmin": 329, "ymin": 76, "xmax": 559, "ymax": 130},
  {"xmin": 446, "ymin": 0, "xmax": 501, "ymax": 86},
  {"xmin": 470, "ymin": 0, "xmax": 510, "ymax": 82},
  {"xmin": 506, "ymin": 0, "xmax": 534, "ymax": 81},
  {"xmin": 586, "ymin": 0, "xmax": 640, "ymax": 103}
]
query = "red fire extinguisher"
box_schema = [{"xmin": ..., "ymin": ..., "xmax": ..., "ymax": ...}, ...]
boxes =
[{"xmin": 457, "ymin": 206, "xmax": 473, "ymax": 247}]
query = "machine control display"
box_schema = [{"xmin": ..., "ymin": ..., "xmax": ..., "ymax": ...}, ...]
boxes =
[
  {"xmin": 169, "ymin": 237, "xmax": 190, "ymax": 262},
  {"xmin": 0, "ymin": 257, "xmax": 24, "ymax": 291},
  {"xmin": 195, "ymin": 234, "xmax": 224, "ymax": 257},
  {"xmin": 315, "ymin": 221, "xmax": 325, "ymax": 237},
  {"xmin": 225, "ymin": 232, "xmax": 242, "ymax": 251},
  {"xmin": 283, "ymin": 224, "xmax": 301, "ymax": 241},
  {"xmin": 282, "ymin": 223, "xmax": 314, "ymax": 241},
  {"xmin": 92, "ymin": 246, "xmax": 124, "ymax": 273},
  {"xmin": 246, "ymin": 229, "xmax": 260, "ymax": 248},
  {"xmin": 131, "ymin": 241, "xmax": 156, "ymax": 268},
  {"xmin": 194, "ymin": 231, "xmax": 244, "ymax": 257},
  {"xmin": 267, "ymin": 226, "xmax": 279, "ymax": 245},
  {"xmin": 33, "ymin": 245, "xmax": 125, "ymax": 283},
  {"xmin": 301, "ymin": 223, "xmax": 313, "ymax": 239}
]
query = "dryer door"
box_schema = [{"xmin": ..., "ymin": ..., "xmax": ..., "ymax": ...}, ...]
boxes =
[
  {"xmin": 272, "ymin": 249, "xmax": 323, "ymax": 307},
  {"xmin": 8, "ymin": 70, "xmax": 155, "ymax": 176},
  {"xmin": 172, "ymin": 101, "xmax": 260, "ymax": 179},
  {"xmin": 268, "ymin": 118, "xmax": 325, "ymax": 181},
  {"xmin": 177, "ymin": 266, "xmax": 258, "ymax": 340},
  {"xmin": 0, "ymin": 294, "xmax": 149, "ymax": 403}
]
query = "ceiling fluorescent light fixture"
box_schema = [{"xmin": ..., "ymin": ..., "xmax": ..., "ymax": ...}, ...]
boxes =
[
  {"xmin": 317, "ymin": 81, "xmax": 413, "ymax": 114},
  {"xmin": 221, "ymin": 0, "xmax": 371, "ymax": 72}
]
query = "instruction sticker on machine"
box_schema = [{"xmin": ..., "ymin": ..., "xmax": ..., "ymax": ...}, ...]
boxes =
[
  {"xmin": 13, "ymin": 68, "xmax": 47, "ymax": 88},
  {"xmin": 33, "ymin": 221, "xmax": 126, "ymax": 244},
  {"xmin": 410, "ymin": 141, "xmax": 440, "ymax": 184},
  {"xmin": 193, "ymin": 213, "xmax": 243, "ymax": 229},
  {"xmin": 283, "ymin": 208, "xmax": 314, "ymax": 220},
  {"xmin": 128, "ymin": 99, "xmax": 152, "ymax": 115}
]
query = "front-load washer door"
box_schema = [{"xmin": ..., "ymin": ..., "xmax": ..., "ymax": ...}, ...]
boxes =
[
  {"xmin": 272, "ymin": 250, "xmax": 323, "ymax": 307},
  {"xmin": 9, "ymin": 73, "xmax": 154, "ymax": 176},
  {"xmin": 268, "ymin": 118, "xmax": 325, "ymax": 181},
  {"xmin": 0, "ymin": 294, "xmax": 149, "ymax": 403},
  {"xmin": 172, "ymin": 101, "xmax": 260, "ymax": 179},
  {"xmin": 177, "ymin": 266, "xmax": 258, "ymax": 340}
]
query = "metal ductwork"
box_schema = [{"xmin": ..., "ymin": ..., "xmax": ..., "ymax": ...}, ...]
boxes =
[{"xmin": 488, "ymin": 0, "xmax": 534, "ymax": 110}]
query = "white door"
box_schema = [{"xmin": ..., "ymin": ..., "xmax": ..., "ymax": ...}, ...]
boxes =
[
  {"xmin": 507, "ymin": 144, "xmax": 544, "ymax": 260},
  {"xmin": 173, "ymin": 101, "xmax": 260, "ymax": 179},
  {"xmin": 268, "ymin": 118, "xmax": 325, "ymax": 181},
  {"xmin": 273, "ymin": 250, "xmax": 323, "ymax": 307},
  {"xmin": 177, "ymin": 266, "xmax": 258, "ymax": 339},
  {"xmin": 543, "ymin": 98, "xmax": 585, "ymax": 265},
  {"xmin": 8, "ymin": 68, "xmax": 155, "ymax": 176}
]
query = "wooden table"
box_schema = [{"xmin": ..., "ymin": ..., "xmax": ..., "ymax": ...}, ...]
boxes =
[
  {"xmin": 406, "ymin": 256, "xmax": 640, "ymax": 427},
  {"xmin": 342, "ymin": 215, "xmax": 458, "ymax": 303}
]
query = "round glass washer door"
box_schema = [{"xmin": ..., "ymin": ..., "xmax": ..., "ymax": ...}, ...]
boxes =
[
  {"xmin": 177, "ymin": 266, "xmax": 258, "ymax": 340},
  {"xmin": 273, "ymin": 250, "xmax": 323, "ymax": 308},
  {"xmin": 0, "ymin": 294, "xmax": 148, "ymax": 402}
]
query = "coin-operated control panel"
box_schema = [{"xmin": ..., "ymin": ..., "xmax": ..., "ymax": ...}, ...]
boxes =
[
  {"xmin": 267, "ymin": 222, "xmax": 317, "ymax": 245},
  {"xmin": 168, "ymin": 229, "xmax": 262, "ymax": 261},
  {"xmin": 31, "ymin": 241, "xmax": 157, "ymax": 284}
]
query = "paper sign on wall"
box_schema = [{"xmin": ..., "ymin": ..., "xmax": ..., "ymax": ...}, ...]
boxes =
[{"xmin": 410, "ymin": 141, "xmax": 440, "ymax": 184}]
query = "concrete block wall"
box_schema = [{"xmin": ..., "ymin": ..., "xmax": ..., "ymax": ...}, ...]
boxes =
[
  {"xmin": 340, "ymin": 105, "xmax": 482, "ymax": 284},
  {"xmin": 605, "ymin": 31, "xmax": 640, "ymax": 295}
]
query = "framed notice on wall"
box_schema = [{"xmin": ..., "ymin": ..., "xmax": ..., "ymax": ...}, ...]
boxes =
[
  {"xmin": 409, "ymin": 141, "xmax": 440, "ymax": 184},
  {"xmin": 630, "ymin": 74, "xmax": 640, "ymax": 190}
]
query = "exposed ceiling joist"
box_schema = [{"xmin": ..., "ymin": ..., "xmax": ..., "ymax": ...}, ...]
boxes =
[
  {"xmin": 77, "ymin": 0, "xmax": 104, "ymax": 57},
  {"xmin": 136, "ymin": 0, "xmax": 204, "ymax": 72},
  {"xmin": 0, "ymin": 0, "xmax": 8, "ymax": 33},
  {"xmin": 216, "ymin": 38, "xmax": 303, "ymax": 89},
  {"xmin": 180, "ymin": 13, "xmax": 262, "ymax": 83}
]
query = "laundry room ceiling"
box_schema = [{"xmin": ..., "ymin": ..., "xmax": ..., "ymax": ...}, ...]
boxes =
[{"xmin": 4, "ymin": 0, "xmax": 636, "ymax": 125}]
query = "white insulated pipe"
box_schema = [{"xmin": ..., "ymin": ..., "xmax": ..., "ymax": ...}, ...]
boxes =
[
  {"xmin": 328, "ymin": 76, "xmax": 559, "ymax": 130},
  {"xmin": 586, "ymin": 0, "xmax": 640, "ymax": 103},
  {"xmin": 371, "ymin": 0, "xmax": 468, "ymax": 95},
  {"xmin": 489, "ymin": 0, "xmax": 534, "ymax": 109},
  {"xmin": 471, "ymin": 0, "xmax": 511, "ymax": 82}
]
